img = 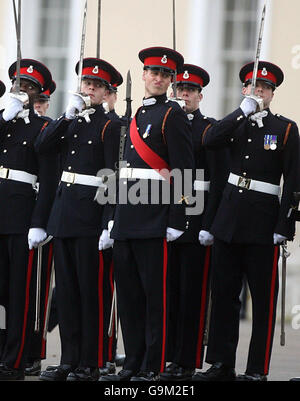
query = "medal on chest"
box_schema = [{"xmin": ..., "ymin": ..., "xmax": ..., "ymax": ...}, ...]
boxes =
[
  {"xmin": 264, "ymin": 134, "xmax": 277, "ymax": 150},
  {"xmin": 143, "ymin": 124, "xmax": 152, "ymax": 139}
]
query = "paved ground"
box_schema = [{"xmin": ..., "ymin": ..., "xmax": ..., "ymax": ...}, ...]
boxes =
[{"xmin": 23, "ymin": 318, "xmax": 300, "ymax": 382}]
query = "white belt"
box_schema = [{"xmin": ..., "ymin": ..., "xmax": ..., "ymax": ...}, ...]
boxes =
[
  {"xmin": 61, "ymin": 171, "xmax": 106, "ymax": 188},
  {"xmin": 228, "ymin": 173, "xmax": 280, "ymax": 196},
  {"xmin": 119, "ymin": 167, "xmax": 167, "ymax": 181},
  {"xmin": 0, "ymin": 167, "xmax": 37, "ymax": 185},
  {"xmin": 193, "ymin": 180, "xmax": 210, "ymax": 191}
]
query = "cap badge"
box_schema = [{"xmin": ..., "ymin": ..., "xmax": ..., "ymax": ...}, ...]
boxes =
[
  {"xmin": 27, "ymin": 65, "xmax": 34, "ymax": 74},
  {"xmin": 161, "ymin": 55, "xmax": 168, "ymax": 64},
  {"xmin": 183, "ymin": 71, "xmax": 189, "ymax": 79},
  {"xmin": 92, "ymin": 66, "xmax": 99, "ymax": 74},
  {"xmin": 261, "ymin": 67, "xmax": 268, "ymax": 76}
]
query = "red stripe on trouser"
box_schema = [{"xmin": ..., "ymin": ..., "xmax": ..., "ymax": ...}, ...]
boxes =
[
  {"xmin": 14, "ymin": 249, "xmax": 35, "ymax": 369},
  {"xmin": 98, "ymin": 251, "xmax": 104, "ymax": 367},
  {"xmin": 195, "ymin": 246, "xmax": 211, "ymax": 368},
  {"xmin": 160, "ymin": 239, "xmax": 168, "ymax": 373},
  {"xmin": 264, "ymin": 245, "xmax": 279, "ymax": 375},
  {"xmin": 40, "ymin": 243, "xmax": 53, "ymax": 359},
  {"xmin": 108, "ymin": 260, "xmax": 114, "ymax": 362}
]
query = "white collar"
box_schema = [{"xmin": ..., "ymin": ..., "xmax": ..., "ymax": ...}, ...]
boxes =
[{"xmin": 143, "ymin": 97, "xmax": 157, "ymax": 106}]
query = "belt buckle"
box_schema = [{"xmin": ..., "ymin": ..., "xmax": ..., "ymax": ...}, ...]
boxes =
[
  {"xmin": 0, "ymin": 167, "xmax": 9, "ymax": 179},
  {"xmin": 65, "ymin": 172, "xmax": 75, "ymax": 184},
  {"xmin": 238, "ymin": 176, "xmax": 251, "ymax": 189}
]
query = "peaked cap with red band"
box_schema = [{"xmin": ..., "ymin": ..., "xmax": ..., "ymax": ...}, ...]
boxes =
[
  {"xmin": 176, "ymin": 64, "xmax": 210, "ymax": 89},
  {"xmin": 9, "ymin": 59, "xmax": 52, "ymax": 92},
  {"xmin": 39, "ymin": 80, "xmax": 56, "ymax": 100},
  {"xmin": 75, "ymin": 58, "xmax": 120, "ymax": 87},
  {"xmin": 0, "ymin": 80, "xmax": 6, "ymax": 98},
  {"xmin": 109, "ymin": 71, "xmax": 123, "ymax": 93},
  {"xmin": 139, "ymin": 46, "xmax": 184, "ymax": 73},
  {"xmin": 239, "ymin": 61, "xmax": 284, "ymax": 89}
]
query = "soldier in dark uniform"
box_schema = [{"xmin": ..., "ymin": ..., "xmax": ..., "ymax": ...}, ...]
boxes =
[
  {"xmin": 103, "ymin": 72, "xmax": 123, "ymax": 120},
  {"xmin": 0, "ymin": 59, "xmax": 58, "ymax": 380},
  {"xmin": 100, "ymin": 46, "xmax": 194, "ymax": 382},
  {"xmin": 160, "ymin": 64, "xmax": 229, "ymax": 381},
  {"xmin": 36, "ymin": 58, "xmax": 121, "ymax": 382},
  {"xmin": 25, "ymin": 80, "xmax": 57, "ymax": 377},
  {"xmin": 193, "ymin": 61, "xmax": 300, "ymax": 381}
]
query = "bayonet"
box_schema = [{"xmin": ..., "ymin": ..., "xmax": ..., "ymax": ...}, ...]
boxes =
[
  {"xmin": 118, "ymin": 70, "xmax": 132, "ymax": 164},
  {"xmin": 125, "ymin": 70, "xmax": 132, "ymax": 120}
]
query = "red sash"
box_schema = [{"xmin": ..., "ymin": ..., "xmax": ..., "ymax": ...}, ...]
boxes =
[{"xmin": 129, "ymin": 114, "xmax": 170, "ymax": 181}]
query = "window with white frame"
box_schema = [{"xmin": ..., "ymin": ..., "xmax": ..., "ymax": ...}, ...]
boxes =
[
  {"xmin": 221, "ymin": 0, "xmax": 258, "ymax": 116},
  {"xmin": 35, "ymin": 0, "xmax": 72, "ymax": 118}
]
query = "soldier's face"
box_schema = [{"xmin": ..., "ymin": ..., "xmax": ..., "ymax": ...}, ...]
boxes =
[
  {"xmin": 34, "ymin": 99, "xmax": 49, "ymax": 116},
  {"xmin": 12, "ymin": 79, "xmax": 40, "ymax": 100},
  {"xmin": 81, "ymin": 79, "xmax": 108, "ymax": 105},
  {"xmin": 242, "ymin": 81, "xmax": 274, "ymax": 108},
  {"xmin": 104, "ymin": 91, "xmax": 117, "ymax": 111},
  {"xmin": 177, "ymin": 86, "xmax": 203, "ymax": 113},
  {"xmin": 143, "ymin": 69, "xmax": 172, "ymax": 97}
]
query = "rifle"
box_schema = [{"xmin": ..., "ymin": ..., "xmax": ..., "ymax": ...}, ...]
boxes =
[{"xmin": 34, "ymin": 236, "xmax": 53, "ymax": 333}]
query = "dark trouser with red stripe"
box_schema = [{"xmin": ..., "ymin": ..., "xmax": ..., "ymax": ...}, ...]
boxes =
[
  {"xmin": 167, "ymin": 242, "xmax": 211, "ymax": 369},
  {"xmin": 113, "ymin": 238, "xmax": 168, "ymax": 374},
  {"xmin": 53, "ymin": 237, "xmax": 108, "ymax": 368},
  {"xmin": 206, "ymin": 239, "xmax": 279, "ymax": 375},
  {"xmin": 0, "ymin": 234, "xmax": 36, "ymax": 370},
  {"xmin": 27, "ymin": 242, "xmax": 54, "ymax": 362},
  {"xmin": 101, "ymin": 248, "xmax": 117, "ymax": 365}
]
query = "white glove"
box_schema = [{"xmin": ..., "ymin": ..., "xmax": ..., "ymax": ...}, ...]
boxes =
[
  {"xmin": 273, "ymin": 233, "xmax": 287, "ymax": 244},
  {"xmin": 98, "ymin": 229, "xmax": 114, "ymax": 250},
  {"xmin": 240, "ymin": 96, "xmax": 258, "ymax": 117},
  {"xmin": 166, "ymin": 227, "xmax": 184, "ymax": 242},
  {"xmin": 28, "ymin": 228, "xmax": 47, "ymax": 250},
  {"xmin": 65, "ymin": 93, "xmax": 85, "ymax": 120},
  {"xmin": 2, "ymin": 93, "xmax": 24, "ymax": 121},
  {"xmin": 199, "ymin": 230, "xmax": 214, "ymax": 246}
]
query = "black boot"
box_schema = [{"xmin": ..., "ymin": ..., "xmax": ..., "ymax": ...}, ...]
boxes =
[
  {"xmin": 192, "ymin": 362, "xmax": 236, "ymax": 381},
  {"xmin": 0, "ymin": 365, "xmax": 24, "ymax": 381},
  {"xmin": 130, "ymin": 371, "xmax": 159, "ymax": 381},
  {"xmin": 25, "ymin": 359, "xmax": 41, "ymax": 376},
  {"xmin": 99, "ymin": 369, "xmax": 136, "ymax": 382},
  {"xmin": 160, "ymin": 365, "xmax": 194, "ymax": 381},
  {"xmin": 236, "ymin": 373, "xmax": 267, "ymax": 381},
  {"xmin": 67, "ymin": 367, "xmax": 99, "ymax": 381},
  {"xmin": 39, "ymin": 364, "xmax": 75, "ymax": 381},
  {"xmin": 99, "ymin": 362, "xmax": 116, "ymax": 376}
]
